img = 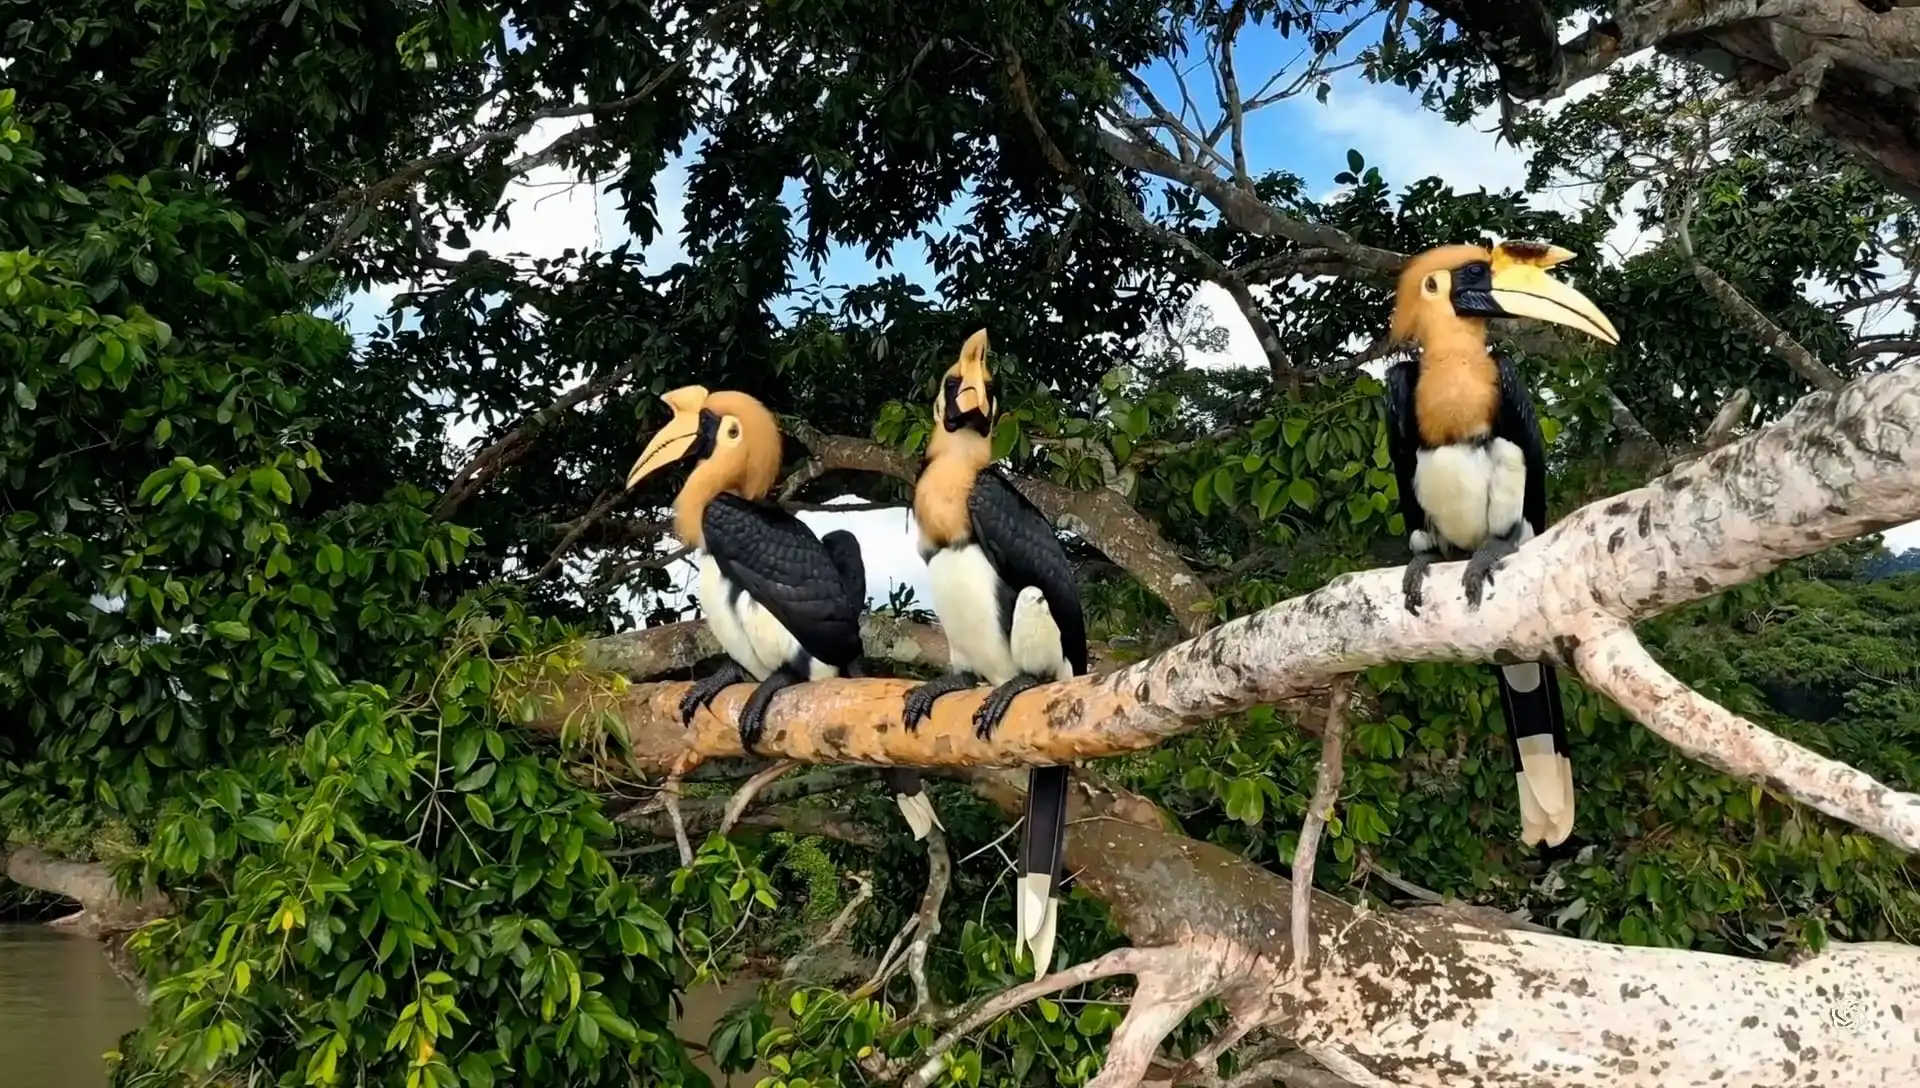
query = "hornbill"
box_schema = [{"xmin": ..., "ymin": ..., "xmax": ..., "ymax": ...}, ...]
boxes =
[
  {"xmin": 1384, "ymin": 241, "xmax": 1619, "ymax": 848},
  {"xmin": 625, "ymin": 386, "xmax": 940, "ymax": 840},
  {"xmin": 901, "ymin": 330, "xmax": 1085, "ymax": 978}
]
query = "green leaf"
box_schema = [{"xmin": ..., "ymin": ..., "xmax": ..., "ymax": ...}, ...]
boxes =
[
  {"xmin": 1346, "ymin": 148, "xmax": 1364, "ymax": 174},
  {"xmin": 1190, "ymin": 473, "xmax": 1214, "ymax": 516},
  {"xmin": 1210, "ymin": 467, "xmax": 1237, "ymax": 508},
  {"xmin": 454, "ymin": 763, "xmax": 496, "ymax": 792},
  {"xmin": 11, "ymin": 382, "xmax": 34, "ymax": 410},
  {"xmin": 457, "ymin": 1054, "xmax": 496, "ymax": 1088},
  {"xmin": 1288, "ymin": 478, "xmax": 1318, "ymax": 511},
  {"xmin": 464, "ymin": 794, "xmax": 496, "ymax": 829},
  {"xmin": 209, "ymin": 620, "xmax": 252, "ymax": 641}
]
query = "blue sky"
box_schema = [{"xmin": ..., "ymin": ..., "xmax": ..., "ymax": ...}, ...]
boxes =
[{"xmin": 337, "ymin": 19, "xmax": 1916, "ymax": 615}]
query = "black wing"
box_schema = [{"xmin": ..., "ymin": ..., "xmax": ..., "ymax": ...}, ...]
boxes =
[
  {"xmin": 968, "ymin": 467, "xmax": 1088, "ymax": 677},
  {"xmin": 1491, "ymin": 352, "xmax": 1550, "ymax": 535},
  {"xmin": 1382, "ymin": 356, "xmax": 1426, "ymax": 539},
  {"xmin": 820, "ymin": 529, "xmax": 868, "ymax": 618},
  {"xmin": 702, "ymin": 494, "xmax": 863, "ymax": 669}
]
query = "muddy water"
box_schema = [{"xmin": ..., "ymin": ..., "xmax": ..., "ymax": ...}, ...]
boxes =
[{"xmin": 0, "ymin": 925, "xmax": 146, "ymax": 1087}]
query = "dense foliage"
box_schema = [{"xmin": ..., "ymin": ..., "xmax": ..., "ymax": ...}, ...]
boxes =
[{"xmin": 2, "ymin": 2, "xmax": 1916, "ymax": 1087}]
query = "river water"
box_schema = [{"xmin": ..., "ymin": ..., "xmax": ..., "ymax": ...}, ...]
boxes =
[{"xmin": 0, "ymin": 925, "xmax": 146, "ymax": 1086}]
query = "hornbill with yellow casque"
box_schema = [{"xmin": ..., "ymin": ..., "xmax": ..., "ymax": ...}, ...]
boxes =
[
  {"xmin": 1384, "ymin": 241, "xmax": 1619, "ymax": 848},
  {"xmin": 625, "ymin": 386, "xmax": 940, "ymax": 840},
  {"xmin": 901, "ymin": 330, "xmax": 1085, "ymax": 979}
]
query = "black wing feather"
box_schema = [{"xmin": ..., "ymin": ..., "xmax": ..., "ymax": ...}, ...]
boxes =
[
  {"xmin": 820, "ymin": 529, "xmax": 868, "ymax": 619},
  {"xmin": 967, "ymin": 468, "xmax": 1088, "ymax": 677},
  {"xmin": 702, "ymin": 494, "xmax": 863, "ymax": 669},
  {"xmin": 1382, "ymin": 357, "xmax": 1427, "ymax": 538},
  {"xmin": 1490, "ymin": 352, "xmax": 1550, "ymax": 535}
]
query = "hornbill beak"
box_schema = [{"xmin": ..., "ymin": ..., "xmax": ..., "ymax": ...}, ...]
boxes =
[
  {"xmin": 1484, "ymin": 243, "xmax": 1620, "ymax": 346},
  {"xmin": 955, "ymin": 329, "xmax": 991, "ymax": 416},
  {"xmin": 626, "ymin": 385, "xmax": 708, "ymax": 489}
]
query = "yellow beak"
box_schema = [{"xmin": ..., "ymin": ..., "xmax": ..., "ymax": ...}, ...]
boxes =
[
  {"xmin": 626, "ymin": 386, "xmax": 709, "ymax": 489},
  {"xmin": 1489, "ymin": 264, "xmax": 1620, "ymax": 346},
  {"xmin": 954, "ymin": 329, "xmax": 991, "ymax": 416}
]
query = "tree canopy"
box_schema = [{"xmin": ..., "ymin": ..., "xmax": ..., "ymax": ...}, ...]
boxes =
[{"xmin": 2, "ymin": 2, "xmax": 1917, "ymax": 1087}]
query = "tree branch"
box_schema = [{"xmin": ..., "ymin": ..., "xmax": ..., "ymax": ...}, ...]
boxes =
[
  {"xmin": 436, "ymin": 358, "xmax": 641, "ymax": 519},
  {"xmin": 549, "ymin": 368, "xmax": 1920, "ymax": 858},
  {"xmin": 1290, "ymin": 678, "xmax": 1351, "ymax": 978},
  {"xmin": 1, "ymin": 847, "xmax": 172, "ymax": 936}
]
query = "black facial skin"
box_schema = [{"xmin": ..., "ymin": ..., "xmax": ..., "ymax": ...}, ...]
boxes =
[
  {"xmin": 1448, "ymin": 260, "xmax": 1509, "ymax": 320},
  {"xmin": 941, "ymin": 374, "xmax": 995, "ymax": 435}
]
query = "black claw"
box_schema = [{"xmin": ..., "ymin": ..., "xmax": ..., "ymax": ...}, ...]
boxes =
[
  {"xmin": 679, "ymin": 662, "xmax": 748, "ymax": 726},
  {"xmin": 902, "ymin": 673, "xmax": 979, "ymax": 733},
  {"xmin": 973, "ymin": 675, "xmax": 1043, "ymax": 741},
  {"xmin": 738, "ymin": 669, "xmax": 801, "ymax": 754},
  {"xmin": 1402, "ymin": 553, "xmax": 1436, "ymax": 616},
  {"xmin": 1462, "ymin": 538, "xmax": 1519, "ymax": 610}
]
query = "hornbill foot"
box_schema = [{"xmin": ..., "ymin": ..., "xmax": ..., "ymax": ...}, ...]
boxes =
[
  {"xmin": 973, "ymin": 674, "xmax": 1044, "ymax": 741},
  {"xmin": 679, "ymin": 660, "xmax": 749, "ymax": 726},
  {"xmin": 1462, "ymin": 536, "xmax": 1521, "ymax": 609},
  {"xmin": 737, "ymin": 668, "xmax": 802, "ymax": 753},
  {"xmin": 1402, "ymin": 553, "xmax": 1436, "ymax": 615},
  {"xmin": 901, "ymin": 672, "xmax": 980, "ymax": 733}
]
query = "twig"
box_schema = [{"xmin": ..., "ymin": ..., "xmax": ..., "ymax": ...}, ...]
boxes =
[
  {"xmin": 285, "ymin": 4, "xmax": 742, "ymax": 276},
  {"xmin": 1672, "ymin": 198, "xmax": 1843, "ymax": 392},
  {"xmin": 536, "ymin": 488, "xmax": 632, "ymax": 579},
  {"xmin": 1291, "ymin": 676, "xmax": 1351, "ymax": 977},
  {"xmin": 897, "ymin": 946, "xmax": 1184, "ymax": 1088},
  {"xmin": 436, "ymin": 358, "xmax": 641, "ymax": 519},
  {"xmin": 662, "ymin": 774, "xmax": 693, "ymax": 867},
  {"xmin": 1214, "ymin": 0, "xmax": 1253, "ymax": 190},
  {"xmin": 905, "ymin": 827, "xmax": 952, "ymax": 1016},
  {"xmin": 719, "ymin": 760, "xmax": 799, "ymax": 835},
  {"xmin": 781, "ymin": 874, "xmax": 875, "ymax": 981}
]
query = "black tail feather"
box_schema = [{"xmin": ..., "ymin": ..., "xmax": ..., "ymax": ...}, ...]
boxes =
[{"xmin": 1495, "ymin": 660, "xmax": 1575, "ymax": 847}]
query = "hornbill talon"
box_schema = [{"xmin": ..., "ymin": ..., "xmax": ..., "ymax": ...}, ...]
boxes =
[
  {"xmin": 973, "ymin": 675, "xmax": 1044, "ymax": 741},
  {"xmin": 902, "ymin": 672, "xmax": 980, "ymax": 733},
  {"xmin": 738, "ymin": 668, "xmax": 801, "ymax": 753},
  {"xmin": 679, "ymin": 661, "xmax": 749, "ymax": 726},
  {"xmin": 1463, "ymin": 536, "xmax": 1520, "ymax": 609},
  {"xmin": 1402, "ymin": 553, "xmax": 1436, "ymax": 615}
]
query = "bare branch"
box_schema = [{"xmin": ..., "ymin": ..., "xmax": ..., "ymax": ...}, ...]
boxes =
[
  {"xmin": 286, "ymin": 4, "xmax": 741, "ymax": 276},
  {"xmin": 719, "ymin": 760, "xmax": 799, "ymax": 835},
  {"xmin": 1291, "ymin": 677, "xmax": 1352, "ymax": 978},
  {"xmin": 436, "ymin": 358, "xmax": 641, "ymax": 519},
  {"xmin": 662, "ymin": 774, "xmax": 693, "ymax": 866},
  {"xmin": 1674, "ymin": 210, "xmax": 1844, "ymax": 392},
  {"xmin": 898, "ymin": 947, "xmax": 1188, "ymax": 1088}
]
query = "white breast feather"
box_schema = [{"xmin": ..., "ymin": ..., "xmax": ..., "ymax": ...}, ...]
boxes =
[
  {"xmin": 1009, "ymin": 587, "xmax": 1072, "ymax": 681},
  {"xmin": 1413, "ymin": 437, "xmax": 1529, "ymax": 551},
  {"xmin": 699, "ymin": 554, "xmax": 832, "ymax": 680},
  {"xmin": 927, "ymin": 544, "xmax": 1019, "ymax": 685}
]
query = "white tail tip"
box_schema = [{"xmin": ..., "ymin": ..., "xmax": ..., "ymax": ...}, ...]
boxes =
[
  {"xmin": 895, "ymin": 793, "xmax": 942, "ymax": 841},
  {"xmin": 1515, "ymin": 750, "xmax": 1576, "ymax": 848},
  {"xmin": 1018, "ymin": 888, "xmax": 1059, "ymax": 980}
]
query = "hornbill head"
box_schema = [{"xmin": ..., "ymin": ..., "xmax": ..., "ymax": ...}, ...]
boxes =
[
  {"xmin": 931, "ymin": 329, "xmax": 996, "ymax": 451},
  {"xmin": 1391, "ymin": 241, "xmax": 1619, "ymax": 347},
  {"xmin": 625, "ymin": 385, "xmax": 783, "ymax": 502}
]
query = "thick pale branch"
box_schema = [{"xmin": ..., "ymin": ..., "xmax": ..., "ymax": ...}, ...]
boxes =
[
  {"xmin": 1, "ymin": 847, "xmax": 172, "ymax": 936},
  {"xmin": 558, "ymin": 368, "xmax": 1920, "ymax": 855}
]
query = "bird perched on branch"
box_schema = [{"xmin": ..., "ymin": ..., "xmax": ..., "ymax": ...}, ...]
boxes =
[
  {"xmin": 625, "ymin": 386, "xmax": 939, "ymax": 840},
  {"xmin": 902, "ymin": 330, "xmax": 1086, "ymax": 978},
  {"xmin": 1383, "ymin": 241, "xmax": 1619, "ymax": 848}
]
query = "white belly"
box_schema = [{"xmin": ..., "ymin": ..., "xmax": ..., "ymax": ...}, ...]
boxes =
[
  {"xmin": 926, "ymin": 545, "xmax": 1071, "ymax": 684},
  {"xmin": 698, "ymin": 554, "xmax": 838, "ymax": 681},
  {"xmin": 1413, "ymin": 438, "xmax": 1527, "ymax": 551}
]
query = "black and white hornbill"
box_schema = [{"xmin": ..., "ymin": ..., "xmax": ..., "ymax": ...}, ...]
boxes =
[
  {"xmin": 625, "ymin": 386, "xmax": 939, "ymax": 841},
  {"xmin": 1383, "ymin": 241, "xmax": 1619, "ymax": 848},
  {"xmin": 900, "ymin": 330, "xmax": 1085, "ymax": 979}
]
